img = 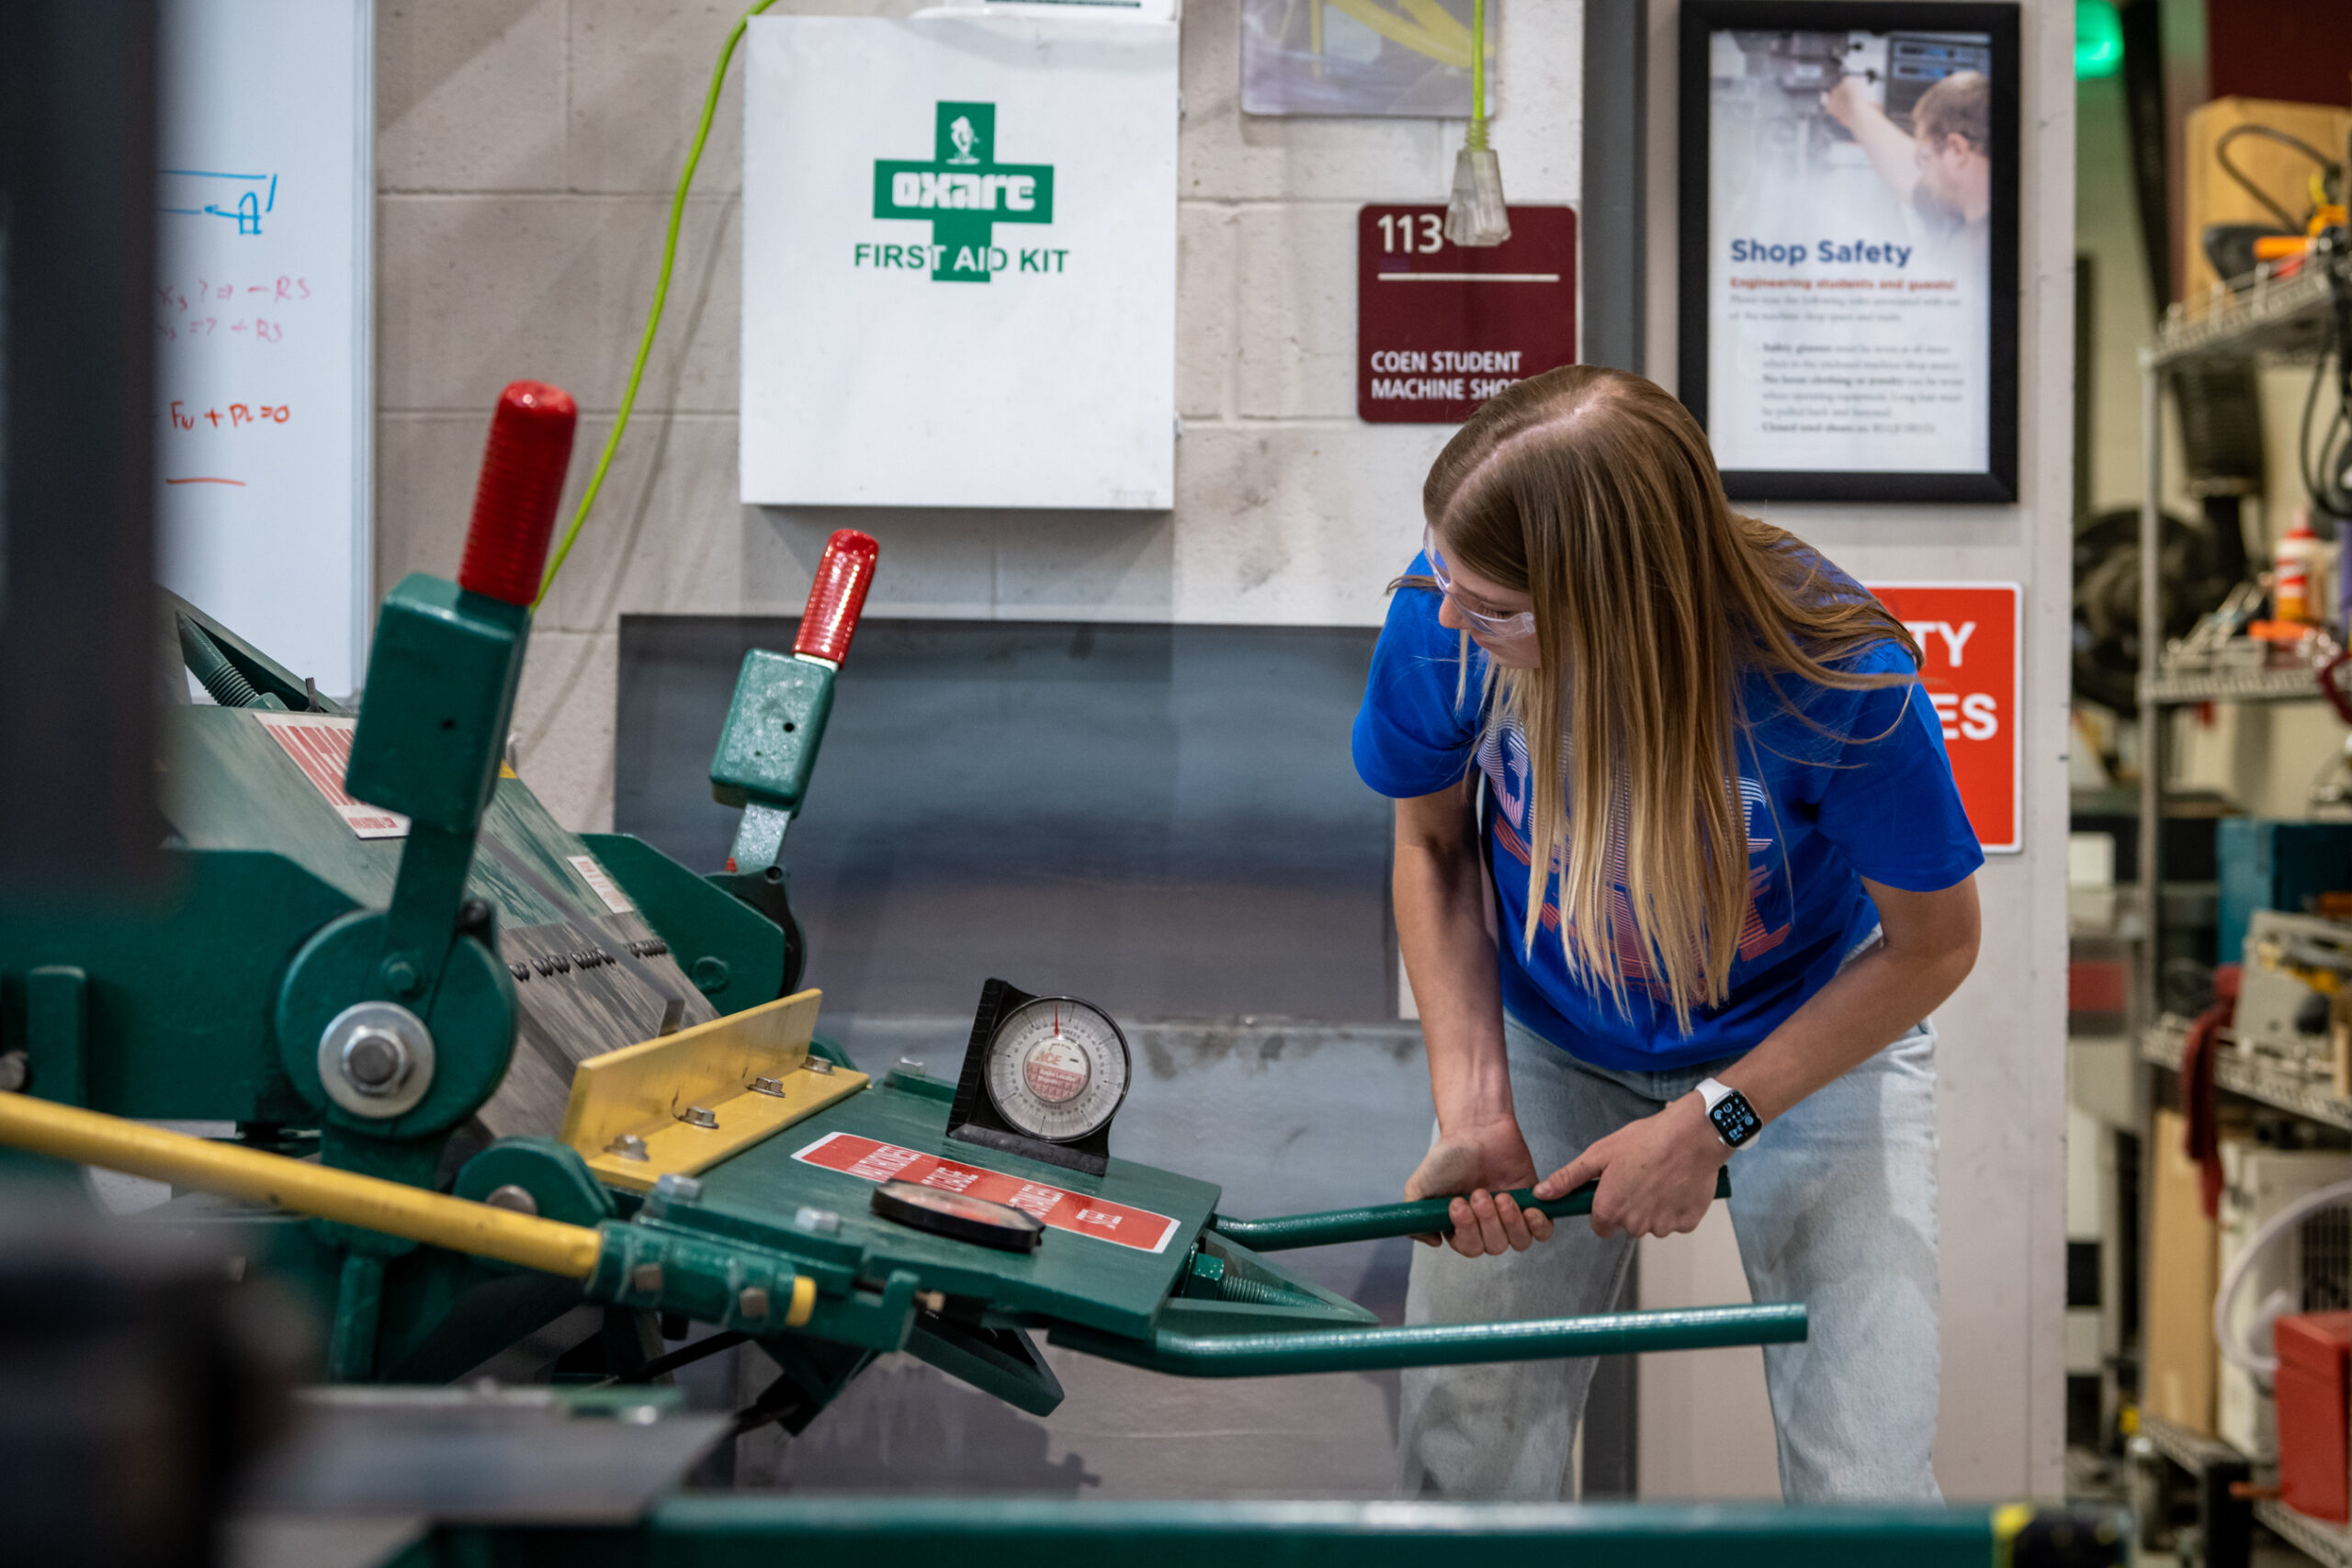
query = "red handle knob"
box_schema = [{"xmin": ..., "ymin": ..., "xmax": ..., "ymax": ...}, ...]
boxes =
[
  {"xmin": 794, "ymin": 530, "xmax": 879, "ymax": 664},
  {"xmin": 458, "ymin": 380, "xmax": 578, "ymax": 606}
]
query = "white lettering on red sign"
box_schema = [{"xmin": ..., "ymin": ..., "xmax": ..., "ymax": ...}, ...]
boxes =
[
  {"xmin": 792, "ymin": 1131, "xmax": 1181, "ymax": 1254},
  {"xmin": 254, "ymin": 713, "xmax": 411, "ymax": 840},
  {"xmin": 1867, "ymin": 584, "xmax": 2023, "ymax": 854}
]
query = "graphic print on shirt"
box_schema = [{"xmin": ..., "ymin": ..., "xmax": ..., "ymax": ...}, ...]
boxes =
[{"xmin": 1476, "ymin": 719, "xmax": 1792, "ymax": 998}]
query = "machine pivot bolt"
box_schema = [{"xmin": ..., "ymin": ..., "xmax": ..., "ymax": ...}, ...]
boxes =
[
  {"xmin": 749, "ymin": 1075, "xmax": 789, "ymax": 1098},
  {"xmin": 481, "ymin": 1184, "xmax": 537, "ymax": 1215},
  {"xmin": 677, "ymin": 1105, "xmax": 719, "ymax": 1130},
  {"xmin": 341, "ymin": 1029, "xmax": 410, "ymax": 1093},
  {"xmin": 379, "ymin": 957, "xmax": 422, "ymax": 998},
  {"xmin": 317, "ymin": 1002, "xmax": 435, "ymax": 1119},
  {"xmin": 607, "ymin": 1134, "xmax": 650, "ymax": 1161},
  {"xmin": 738, "ymin": 1286, "xmax": 771, "ymax": 1320},
  {"xmin": 0, "ymin": 1051, "xmax": 27, "ymax": 1093},
  {"xmin": 804, "ymin": 1058, "xmax": 835, "ymax": 1077}
]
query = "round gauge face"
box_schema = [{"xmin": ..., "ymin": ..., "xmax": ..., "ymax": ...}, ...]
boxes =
[{"xmin": 983, "ymin": 996, "xmax": 1131, "ymax": 1145}]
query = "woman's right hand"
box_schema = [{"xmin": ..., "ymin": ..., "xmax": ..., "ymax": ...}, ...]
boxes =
[{"xmin": 1404, "ymin": 1117, "xmax": 1555, "ymax": 1257}]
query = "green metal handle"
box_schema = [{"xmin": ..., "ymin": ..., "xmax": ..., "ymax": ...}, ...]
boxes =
[
  {"xmin": 1209, "ymin": 1168, "xmax": 1733, "ymax": 1252},
  {"xmin": 1050, "ymin": 1301, "xmax": 1803, "ymax": 1378}
]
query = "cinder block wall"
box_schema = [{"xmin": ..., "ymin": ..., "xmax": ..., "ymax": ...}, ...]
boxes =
[{"xmin": 376, "ymin": 0, "xmax": 1584, "ymax": 832}]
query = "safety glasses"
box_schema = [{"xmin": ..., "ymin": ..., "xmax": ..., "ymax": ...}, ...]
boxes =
[{"xmin": 1423, "ymin": 527, "xmax": 1537, "ymax": 640}]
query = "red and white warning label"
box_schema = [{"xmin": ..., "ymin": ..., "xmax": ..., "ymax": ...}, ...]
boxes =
[
  {"xmin": 567, "ymin": 854, "xmax": 635, "ymax": 914},
  {"xmin": 792, "ymin": 1131, "xmax": 1180, "ymax": 1255},
  {"xmin": 255, "ymin": 713, "xmax": 410, "ymax": 840}
]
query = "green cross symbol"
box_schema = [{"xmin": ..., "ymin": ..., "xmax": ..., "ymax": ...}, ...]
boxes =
[{"xmin": 872, "ymin": 102, "xmax": 1056, "ymax": 283}]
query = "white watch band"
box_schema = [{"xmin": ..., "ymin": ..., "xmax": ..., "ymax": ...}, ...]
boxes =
[{"xmin": 1695, "ymin": 1077, "xmax": 1757, "ymax": 1148}]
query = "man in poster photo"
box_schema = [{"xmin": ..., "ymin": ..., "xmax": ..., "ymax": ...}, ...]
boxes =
[{"xmin": 1825, "ymin": 69, "xmax": 1991, "ymax": 243}]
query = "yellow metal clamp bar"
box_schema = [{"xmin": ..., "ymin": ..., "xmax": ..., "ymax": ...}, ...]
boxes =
[{"xmin": 0, "ymin": 1091, "xmax": 602, "ymax": 1278}]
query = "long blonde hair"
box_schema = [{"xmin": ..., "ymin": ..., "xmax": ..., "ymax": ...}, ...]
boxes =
[{"xmin": 1425, "ymin": 366, "xmax": 1920, "ymax": 1027}]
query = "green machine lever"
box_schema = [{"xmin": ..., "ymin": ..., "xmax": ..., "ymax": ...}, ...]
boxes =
[
  {"xmin": 706, "ymin": 529, "xmax": 878, "ymax": 994},
  {"xmin": 1050, "ymin": 1300, "xmax": 1804, "ymax": 1378},
  {"xmin": 1207, "ymin": 1170, "xmax": 1734, "ymax": 1252},
  {"xmin": 273, "ymin": 381, "xmax": 579, "ymax": 1179}
]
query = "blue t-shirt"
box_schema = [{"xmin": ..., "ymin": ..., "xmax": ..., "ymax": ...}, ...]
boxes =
[{"xmin": 1352, "ymin": 557, "xmax": 1983, "ymax": 1072}]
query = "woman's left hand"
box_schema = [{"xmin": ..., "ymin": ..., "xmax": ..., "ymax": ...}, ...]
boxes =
[{"xmin": 1532, "ymin": 1094, "xmax": 1730, "ymax": 1239}]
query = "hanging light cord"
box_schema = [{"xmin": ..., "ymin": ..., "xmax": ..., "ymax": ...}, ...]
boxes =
[{"xmin": 536, "ymin": 0, "xmax": 777, "ymax": 606}]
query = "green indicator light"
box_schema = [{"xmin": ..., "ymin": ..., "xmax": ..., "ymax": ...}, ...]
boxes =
[{"xmin": 2076, "ymin": 0, "xmax": 2123, "ymax": 79}]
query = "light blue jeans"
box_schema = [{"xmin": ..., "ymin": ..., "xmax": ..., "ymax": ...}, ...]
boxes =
[{"xmin": 1396, "ymin": 1007, "xmax": 1942, "ymax": 1502}]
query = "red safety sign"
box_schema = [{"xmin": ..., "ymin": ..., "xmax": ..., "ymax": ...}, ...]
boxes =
[
  {"xmin": 256, "ymin": 713, "xmax": 410, "ymax": 840},
  {"xmin": 1358, "ymin": 205, "xmax": 1577, "ymax": 424},
  {"xmin": 793, "ymin": 1131, "xmax": 1182, "ymax": 1254},
  {"xmin": 1865, "ymin": 582, "xmax": 2022, "ymax": 854}
]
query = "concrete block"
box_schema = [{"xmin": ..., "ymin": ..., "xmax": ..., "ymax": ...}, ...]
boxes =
[
  {"xmin": 1177, "ymin": 204, "xmax": 1238, "ymax": 420},
  {"xmin": 532, "ymin": 414, "xmax": 752, "ymax": 634},
  {"xmin": 512, "ymin": 626, "xmax": 619, "ymax": 832},
  {"xmin": 1236, "ymin": 203, "xmax": 1356, "ymax": 419},
  {"xmin": 566, "ymin": 0, "xmax": 747, "ymax": 196},
  {"xmin": 1179, "ymin": 0, "xmax": 1582, "ymax": 205},
  {"xmin": 378, "ymin": 194, "xmax": 740, "ymax": 413},
  {"xmin": 993, "ymin": 513, "xmax": 1177, "ymax": 620},
  {"xmin": 1172, "ymin": 423, "xmax": 1446, "ymax": 625},
  {"xmin": 377, "ymin": 0, "xmax": 567, "ymax": 192}
]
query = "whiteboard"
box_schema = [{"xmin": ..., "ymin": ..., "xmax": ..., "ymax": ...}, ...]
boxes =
[
  {"xmin": 155, "ymin": 0, "xmax": 373, "ymax": 696},
  {"xmin": 741, "ymin": 16, "xmax": 1178, "ymax": 509}
]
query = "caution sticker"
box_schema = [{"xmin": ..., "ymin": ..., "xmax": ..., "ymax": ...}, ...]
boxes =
[
  {"xmin": 567, "ymin": 854, "xmax": 635, "ymax": 914},
  {"xmin": 255, "ymin": 713, "xmax": 410, "ymax": 840},
  {"xmin": 792, "ymin": 1131, "xmax": 1179, "ymax": 1254}
]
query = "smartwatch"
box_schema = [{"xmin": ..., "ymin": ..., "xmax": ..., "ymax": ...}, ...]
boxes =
[{"xmin": 1696, "ymin": 1077, "xmax": 1761, "ymax": 1149}]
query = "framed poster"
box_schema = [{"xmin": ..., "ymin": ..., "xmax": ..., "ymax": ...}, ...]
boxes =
[{"xmin": 1677, "ymin": 2, "xmax": 2018, "ymax": 503}]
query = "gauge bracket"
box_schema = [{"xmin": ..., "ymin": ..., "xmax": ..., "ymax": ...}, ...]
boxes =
[{"xmin": 946, "ymin": 977, "xmax": 1118, "ymax": 1178}]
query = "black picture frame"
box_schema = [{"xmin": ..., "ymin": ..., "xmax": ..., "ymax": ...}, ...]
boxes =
[{"xmin": 1676, "ymin": 0, "xmax": 2020, "ymax": 503}]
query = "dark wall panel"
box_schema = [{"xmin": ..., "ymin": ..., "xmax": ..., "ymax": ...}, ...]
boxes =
[{"xmin": 616, "ymin": 617, "xmax": 1397, "ymax": 1023}]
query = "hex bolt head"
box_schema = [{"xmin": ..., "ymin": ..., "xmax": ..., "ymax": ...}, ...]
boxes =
[
  {"xmin": 340, "ymin": 1028, "xmax": 410, "ymax": 1095},
  {"xmin": 749, "ymin": 1075, "xmax": 789, "ymax": 1098},
  {"xmin": 804, "ymin": 1057, "xmax": 836, "ymax": 1076},
  {"xmin": 677, "ymin": 1105, "xmax": 719, "ymax": 1130},
  {"xmin": 0, "ymin": 1051, "xmax": 27, "ymax": 1094},
  {"xmin": 606, "ymin": 1134, "xmax": 650, "ymax": 1162},
  {"xmin": 630, "ymin": 1262, "xmax": 664, "ymax": 1295},
  {"xmin": 481, "ymin": 1184, "xmax": 537, "ymax": 1215},
  {"xmin": 738, "ymin": 1286, "xmax": 771, "ymax": 1320},
  {"xmin": 651, "ymin": 1173, "xmax": 703, "ymax": 1204},
  {"xmin": 793, "ymin": 1205, "xmax": 842, "ymax": 1235}
]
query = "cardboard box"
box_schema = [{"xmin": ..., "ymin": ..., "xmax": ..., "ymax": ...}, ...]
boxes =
[
  {"xmin": 2145, "ymin": 1108, "xmax": 2221, "ymax": 1433},
  {"xmin": 2182, "ymin": 97, "xmax": 2352, "ymax": 302}
]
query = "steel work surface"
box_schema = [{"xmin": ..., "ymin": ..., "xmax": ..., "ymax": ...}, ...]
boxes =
[
  {"xmin": 416, "ymin": 1499, "xmax": 2093, "ymax": 1568},
  {"xmin": 692, "ymin": 1077, "xmax": 1221, "ymax": 1340}
]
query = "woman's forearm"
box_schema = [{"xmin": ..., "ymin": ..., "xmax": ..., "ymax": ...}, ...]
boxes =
[
  {"xmin": 1393, "ymin": 797, "xmax": 1513, "ymax": 1135},
  {"xmin": 1715, "ymin": 878, "xmax": 1980, "ymax": 1124}
]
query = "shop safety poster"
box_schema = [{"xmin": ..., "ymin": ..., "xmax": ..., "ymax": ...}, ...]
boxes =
[
  {"xmin": 741, "ymin": 15, "xmax": 1178, "ymax": 509},
  {"xmin": 1703, "ymin": 27, "xmax": 1996, "ymax": 477}
]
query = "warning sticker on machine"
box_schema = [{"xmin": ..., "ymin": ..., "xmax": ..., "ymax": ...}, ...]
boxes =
[
  {"xmin": 254, "ymin": 713, "xmax": 410, "ymax": 840},
  {"xmin": 791, "ymin": 1131, "xmax": 1179, "ymax": 1254},
  {"xmin": 567, "ymin": 854, "xmax": 635, "ymax": 914}
]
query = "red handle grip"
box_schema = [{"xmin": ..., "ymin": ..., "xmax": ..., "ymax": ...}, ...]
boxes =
[
  {"xmin": 794, "ymin": 530, "xmax": 879, "ymax": 664},
  {"xmin": 458, "ymin": 380, "xmax": 578, "ymax": 606}
]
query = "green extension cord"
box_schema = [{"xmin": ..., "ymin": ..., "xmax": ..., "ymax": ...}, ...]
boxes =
[{"xmin": 535, "ymin": 0, "xmax": 777, "ymax": 606}]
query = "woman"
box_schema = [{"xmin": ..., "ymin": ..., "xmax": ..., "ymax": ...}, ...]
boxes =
[{"xmin": 1353, "ymin": 366, "xmax": 1981, "ymax": 1502}]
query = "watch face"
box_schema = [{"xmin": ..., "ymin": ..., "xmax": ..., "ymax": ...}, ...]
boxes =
[{"xmin": 1708, "ymin": 1089, "xmax": 1762, "ymax": 1147}]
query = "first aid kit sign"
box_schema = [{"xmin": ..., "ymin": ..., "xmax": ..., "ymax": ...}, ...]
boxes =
[
  {"xmin": 1865, "ymin": 582, "xmax": 2022, "ymax": 853},
  {"xmin": 741, "ymin": 15, "xmax": 1177, "ymax": 510}
]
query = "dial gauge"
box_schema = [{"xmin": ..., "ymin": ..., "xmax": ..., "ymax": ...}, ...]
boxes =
[{"xmin": 982, "ymin": 996, "xmax": 1131, "ymax": 1146}]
